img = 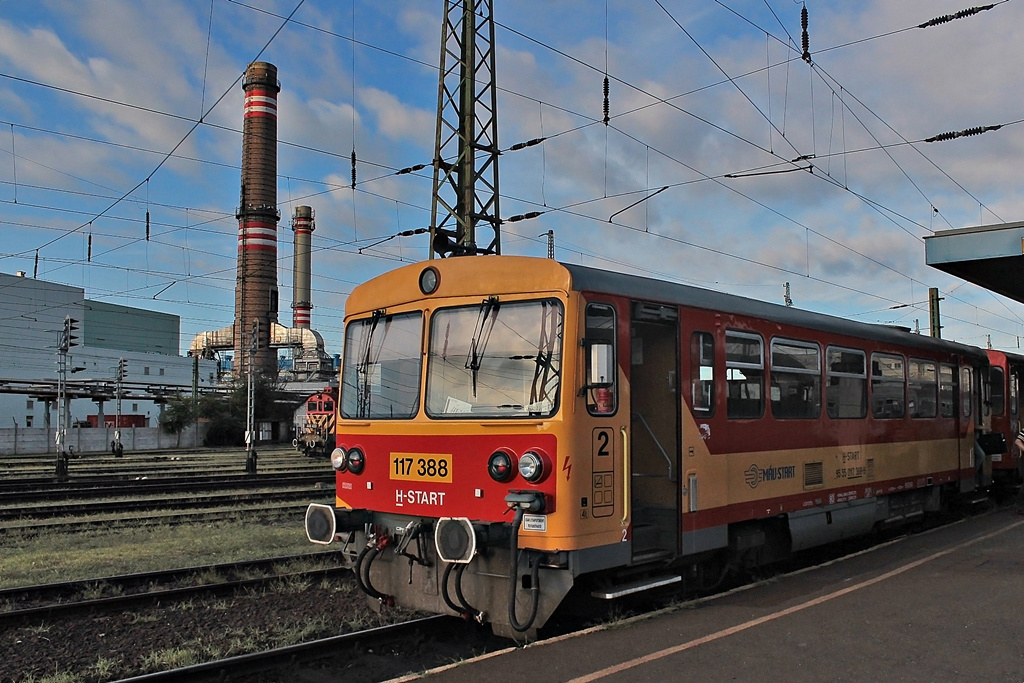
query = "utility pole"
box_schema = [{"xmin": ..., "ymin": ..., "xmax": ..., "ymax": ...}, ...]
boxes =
[
  {"xmin": 429, "ymin": 0, "xmax": 501, "ymax": 258},
  {"xmin": 246, "ymin": 319, "xmax": 259, "ymax": 474},
  {"xmin": 928, "ymin": 287, "xmax": 942, "ymax": 339}
]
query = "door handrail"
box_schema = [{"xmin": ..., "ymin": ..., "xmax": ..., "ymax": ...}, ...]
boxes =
[
  {"xmin": 631, "ymin": 412, "xmax": 675, "ymax": 482},
  {"xmin": 621, "ymin": 425, "xmax": 629, "ymax": 526}
]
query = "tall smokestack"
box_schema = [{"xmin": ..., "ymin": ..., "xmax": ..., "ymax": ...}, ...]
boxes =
[
  {"xmin": 235, "ymin": 62, "xmax": 281, "ymax": 378},
  {"xmin": 291, "ymin": 206, "xmax": 314, "ymax": 329}
]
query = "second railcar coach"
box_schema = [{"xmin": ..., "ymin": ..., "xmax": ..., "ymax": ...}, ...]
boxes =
[{"xmin": 306, "ymin": 255, "xmax": 992, "ymax": 639}]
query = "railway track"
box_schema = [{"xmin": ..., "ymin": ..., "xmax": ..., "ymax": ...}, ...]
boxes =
[
  {"xmin": 0, "ymin": 471, "xmax": 329, "ymax": 501},
  {"xmin": 110, "ymin": 616, "xmax": 503, "ymax": 683},
  {"xmin": 0, "ymin": 553, "xmax": 348, "ymax": 626}
]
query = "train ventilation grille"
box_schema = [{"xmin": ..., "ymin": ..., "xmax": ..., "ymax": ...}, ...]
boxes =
[
  {"xmin": 867, "ymin": 458, "xmax": 875, "ymax": 481},
  {"xmin": 804, "ymin": 461, "xmax": 824, "ymax": 488}
]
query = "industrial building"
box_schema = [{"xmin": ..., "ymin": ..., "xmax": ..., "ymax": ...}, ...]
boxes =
[{"xmin": 0, "ymin": 270, "xmax": 218, "ymax": 453}]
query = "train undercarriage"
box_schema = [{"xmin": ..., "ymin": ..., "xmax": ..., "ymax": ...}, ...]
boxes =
[{"xmin": 305, "ymin": 482, "xmax": 966, "ymax": 640}]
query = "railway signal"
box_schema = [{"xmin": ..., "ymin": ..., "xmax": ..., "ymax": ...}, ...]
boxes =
[
  {"xmin": 59, "ymin": 316, "xmax": 79, "ymax": 352},
  {"xmin": 55, "ymin": 315, "xmax": 79, "ymax": 478},
  {"xmin": 113, "ymin": 358, "xmax": 126, "ymax": 457}
]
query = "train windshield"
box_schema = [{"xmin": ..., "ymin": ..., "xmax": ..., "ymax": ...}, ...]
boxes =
[
  {"xmin": 340, "ymin": 311, "xmax": 423, "ymax": 419},
  {"xmin": 426, "ymin": 298, "xmax": 564, "ymax": 418}
]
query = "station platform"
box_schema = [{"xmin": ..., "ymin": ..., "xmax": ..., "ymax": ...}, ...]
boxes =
[{"xmin": 397, "ymin": 509, "xmax": 1024, "ymax": 682}]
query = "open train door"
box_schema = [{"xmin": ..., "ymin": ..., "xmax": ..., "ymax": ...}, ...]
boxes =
[
  {"xmin": 628, "ymin": 302, "xmax": 681, "ymax": 562},
  {"xmin": 959, "ymin": 361, "xmax": 991, "ymax": 492}
]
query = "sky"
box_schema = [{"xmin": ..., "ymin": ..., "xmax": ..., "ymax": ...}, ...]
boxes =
[{"xmin": 1, "ymin": 0, "xmax": 1024, "ymax": 358}]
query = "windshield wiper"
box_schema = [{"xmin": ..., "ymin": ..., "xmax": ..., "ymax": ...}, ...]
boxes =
[
  {"xmin": 356, "ymin": 309, "xmax": 386, "ymax": 417},
  {"xmin": 466, "ymin": 296, "xmax": 499, "ymax": 398}
]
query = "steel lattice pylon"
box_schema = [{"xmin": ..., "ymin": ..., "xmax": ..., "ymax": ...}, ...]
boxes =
[{"xmin": 429, "ymin": 0, "xmax": 501, "ymax": 258}]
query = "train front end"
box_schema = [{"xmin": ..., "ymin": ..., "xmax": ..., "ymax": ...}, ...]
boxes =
[{"xmin": 305, "ymin": 256, "xmax": 593, "ymax": 638}]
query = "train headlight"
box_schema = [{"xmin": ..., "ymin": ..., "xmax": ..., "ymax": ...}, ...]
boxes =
[
  {"xmin": 518, "ymin": 451, "xmax": 545, "ymax": 483},
  {"xmin": 488, "ymin": 450, "xmax": 515, "ymax": 482},
  {"xmin": 419, "ymin": 266, "xmax": 440, "ymax": 295},
  {"xmin": 346, "ymin": 448, "xmax": 366, "ymax": 475},
  {"xmin": 330, "ymin": 448, "xmax": 347, "ymax": 471}
]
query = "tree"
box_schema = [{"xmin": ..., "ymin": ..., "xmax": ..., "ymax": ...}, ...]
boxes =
[{"xmin": 158, "ymin": 394, "xmax": 197, "ymax": 447}]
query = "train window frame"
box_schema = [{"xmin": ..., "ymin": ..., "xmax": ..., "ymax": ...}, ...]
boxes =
[
  {"xmin": 339, "ymin": 310, "xmax": 424, "ymax": 420},
  {"xmin": 871, "ymin": 352, "xmax": 905, "ymax": 419},
  {"xmin": 769, "ymin": 338, "xmax": 821, "ymax": 420},
  {"xmin": 961, "ymin": 366, "xmax": 973, "ymax": 418},
  {"xmin": 939, "ymin": 363, "xmax": 956, "ymax": 418},
  {"xmin": 908, "ymin": 359, "xmax": 938, "ymax": 419},
  {"xmin": 424, "ymin": 297, "xmax": 565, "ymax": 419},
  {"xmin": 990, "ymin": 366, "xmax": 1006, "ymax": 416},
  {"xmin": 584, "ymin": 303, "xmax": 618, "ymax": 417},
  {"xmin": 726, "ymin": 330, "xmax": 764, "ymax": 420},
  {"xmin": 689, "ymin": 331, "xmax": 715, "ymax": 416},
  {"xmin": 826, "ymin": 346, "xmax": 867, "ymax": 419},
  {"xmin": 1012, "ymin": 368, "xmax": 1020, "ymax": 417}
]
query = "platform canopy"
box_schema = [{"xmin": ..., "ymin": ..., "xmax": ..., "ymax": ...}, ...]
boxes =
[{"xmin": 924, "ymin": 221, "xmax": 1024, "ymax": 304}]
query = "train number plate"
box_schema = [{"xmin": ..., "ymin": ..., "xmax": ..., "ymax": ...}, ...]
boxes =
[{"xmin": 390, "ymin": 453, "xmax": 453, "ymax": 483}]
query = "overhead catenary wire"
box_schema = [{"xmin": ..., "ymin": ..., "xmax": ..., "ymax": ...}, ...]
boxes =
[{"xmin": 2, "ymin": 1, "xmax": 1015, "ymax": 348}]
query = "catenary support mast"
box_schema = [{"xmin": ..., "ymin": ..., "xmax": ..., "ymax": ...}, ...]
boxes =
[{"xmin": 429, "ymin": 0, "xmax": 501, "ymax": 258}]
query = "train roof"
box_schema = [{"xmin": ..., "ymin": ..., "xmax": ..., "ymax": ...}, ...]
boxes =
[
  {"xmin": 346, "ymin": 256, "xmax": 986, "ymax": 361},
  {"xmin": 564, "ymin": 262, "xmax": 988, "ymax": 360}
]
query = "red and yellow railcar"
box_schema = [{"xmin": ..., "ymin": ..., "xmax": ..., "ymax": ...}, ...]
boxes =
[{"xmin": 306, "ymin": 255, "xmax": 992, "ymax": 639}]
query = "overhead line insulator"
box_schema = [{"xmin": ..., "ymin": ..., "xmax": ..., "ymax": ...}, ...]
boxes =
[
  {"xmin": 924, "ymin": 124, "xmax": 1002, "ymax": 143},
  {"xmin": 396, "ymin": 163, "xmax": 427, "ymax": 175},
  {"xmin": 801, "ymin": 6, "xmax": 811, "ymax": 65},
  {"xmin": 509, "ymin": 138, "xmax": 546, "ymax": 151},
  {"xmin": 603, "ymin": 76, "xmax": 610, "ymax": 125},
  {"xmin": 351, "ymin": 149, "xmax": 357, "ymax": 189},
  {"xmin": 918, "ymin": 4, "xmax": 995, "ymax": 29},
  {"xmin": 507, "ymin": 211, "xmax": 543, "ymax": 223}
]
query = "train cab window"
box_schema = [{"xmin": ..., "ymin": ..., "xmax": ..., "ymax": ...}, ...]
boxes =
[
  {"xmin": 939, "ymin": 364, "xmax": 956, "ymax": 418},
  {"xmin": 585, "ymin": 303, "xmax": 617, "ymax": 416},
  {"xmin": 871, "ymin": 353, "xmax": 905, "ymax": 419},
  {"xmin": 908, "ymin": 360, "xmax": 938, "ymax": 418},
  {"xmin": 426, "ymin": 299, "xmax": 564, "ymax": 418},
  {"xmin": 990, "ymin": 367, "xmax": 1006, "ymax": 416},
  {"xmin": 770, "ymin": 339, "xmax": 820, "ymax": 419},
  {"xmin": 826, "ymin": 347, "xmax": 867, "ymax": 419},
  {"xmin": 340, "ymin": 311, "xmax": 423, "ymax": 419},
  {"xmin": 690, "ymin": 331, "xmax": 715, "ymax": 415},
  {"xmin": 726, "ymin": 331, "xmax": 764, "ymax": 419}
]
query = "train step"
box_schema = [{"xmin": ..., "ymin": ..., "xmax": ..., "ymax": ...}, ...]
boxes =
[{"xmin": 591, "ymin": 573, "xmax": 681, "ymax": 600}]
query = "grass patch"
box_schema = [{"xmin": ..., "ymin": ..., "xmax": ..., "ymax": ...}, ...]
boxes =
[{"xmin": 0, "ymin": 518, "xmax": 333, "ymax": 589}]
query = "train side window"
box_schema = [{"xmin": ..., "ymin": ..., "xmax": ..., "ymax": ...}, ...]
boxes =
[
  {"xmin": 961, "ymin": 367, "xmax": 973, "ymax": 418},
  {"xmin": 690, "ymin": 331, "xmax": 715, "ymax": 415},
  {"xmin": 726, "ymin": 331, "xmax": 764, "ymax": 419},
  {"xmin": 826, "ymin": 347, "xmax": 866, "ymax": 419},
  {"xmin": 939, "ymin": 364, "xmax": 956, "ymax": 418},
  {"xmin": 990, "ymin": 367, "xmax": 1006, "ymax": 416},
  {"xmin": 908, "ymin": 359, "xmax": 937, "ymax": 418},
  {"xmin": 1012, "ymin": 369, "xmax": 1020, "ymax": 417},
  {"xmin": 871, "ymin": 353, "xmax": 905, "ymax": 419},
  {"xmin": 585, "ymin": 303, "xmax": 617, "ymax": 415},
  {"xmin": 770, "ymin": 339, "xmax": 820, "ymax": 419}
]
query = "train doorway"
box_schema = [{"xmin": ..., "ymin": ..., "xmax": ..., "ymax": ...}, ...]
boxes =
[{"xmin": 629, "ymin": 302, "xmax": 680, "ymax": 562}]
